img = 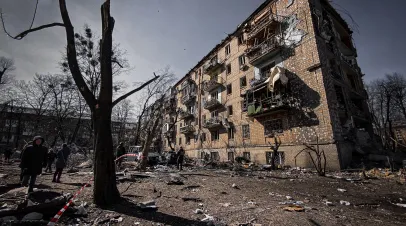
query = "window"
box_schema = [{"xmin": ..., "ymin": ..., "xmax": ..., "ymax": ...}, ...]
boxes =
[
  {"xmin": 211, "ymin": 110, "xmax": 218, "ymax": 118},
  {"xmin": 227, "ymin": 105, "xmax": 233, "ymax": 116},
  {"xmin": 228, "ymin": 152, "xmax": 235, "ymax": 162},
  {"xmin": 179, "ymin": 137, "xmax": 182, "ymax": 145},
  {"xmin": 240, "ymin": 76, "xmax": 247, "ymax": 88},
  {"xmin": 238, "ymin": 34, "xmax": 244, "ymax": 45},
  {"xmin": 195, "ymin": 72, "xmax": 198, "ymax": 80},
  {"xmin": 202, "ymin": 115, "xmax": 206, "ymax": 123},
  {"xmin": 174, "ymin": 125, "xmax": 177, "ymax": 132},
  {"xmin": 266, "ymin": 152, "xmax": 285, "ymax": 166},
  {"xmin": 211, "ymin": 130, "xmax": 219, "ymax": 141},
  {"xmin": 201, "ymin": 133, "xmax": 206, "ymax": 142},
  {"xmin": 228, "ymin": 127, "xmax": 235, "ymax": 140},
  {"xmin": 195, "ymin": 117, "xmax": 198, "ymax": 125},
  {"xmin": 194, "ymin": 134, "xmax": 198, "ymax": 142},
  {"xmin": 264, "ymin": 119, "xmax": 283, "ymax": 136},
  {"xmin": 186, "ymin": 136, "xmax": 191, "ymax": 145},
  {"xmin": 242, "ymin": 125, "xmax": 250, "ymax": 139},
  {"xmin": 211, "ymin": 90, "xmax": 219, "ymax": 100},
  {"xmin": 180, "ymin": 122, "xmax": 183, "ymax": 128},
  {"xmin": 226, "ymin": 84, "xmax": 232, "ymax": 94},
  {"xmin": 239, "ymin": 55, "xmax": 246, "ymax": 66},
  {"xmin": 243, "ymin": 152, "xmax": 251, "ymax": 160},
  {"xmin": 225, "ymin": 44, "xmax": 231, "ymax": 55},
  {"xmin": 210, "ymin": 152, "xmax": 220, "ymax": 161},
  {"xmin": 226, "ymin": 64, "xmax": 232, "ymax": 75}
]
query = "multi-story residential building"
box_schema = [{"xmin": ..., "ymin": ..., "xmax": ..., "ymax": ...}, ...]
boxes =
[{"xmin": 162, "ymin": 0, "xmax": 372, "ymax": 170}]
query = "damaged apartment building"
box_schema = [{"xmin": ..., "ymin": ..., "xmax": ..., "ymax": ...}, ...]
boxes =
[{"xmin": 162, "ymin": 0, "xmax": 372, "ymax": 170}]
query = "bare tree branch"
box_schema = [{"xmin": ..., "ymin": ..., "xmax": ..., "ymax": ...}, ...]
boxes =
[
  {"xmin": 112, "ymin": 59, "xmax": 124, "ymax": 68},
  {"xmin": 112, "ymin": 73, "xmax": 160, "ymax": 106}
]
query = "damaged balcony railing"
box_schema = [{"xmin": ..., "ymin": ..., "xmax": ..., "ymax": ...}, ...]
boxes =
[
  {"xmin": 247, "ymin": 13, "xmax": 281, "ymax": 40},
  {"xmin": 180, "ymin": 125, "xmax": 195, "ymax": 134},
  {"xmin": 246, "ymin": 94, "xmax": 291, "ymax": 117},
  {"xmin": 181, "ymin": 92, "xmax": 196, "ymax": 105},
  {"xmin": 340, "ymin": 54, "xmax": 362, "ymax": 75},
  {"xmin": 203, "ymin": 76, "xmax": 223, "ymax": 92},
  {"xmin": 179, "ymin": 109, "xmax": 195, "ymax": 119},
  {"xmin": 203, "ymin": 116, "xmax": 223, "ymax": 129},
  {"xmin": 203, "ymin": 57, "xmax": 224, "ymax": 74},
  {"xmin": 203, "ymin": 99, "xmax": 222, "ymax": 110},
  {"xmin": 245, "ymin": 36, "xmax": 281, "ymax": 64}
]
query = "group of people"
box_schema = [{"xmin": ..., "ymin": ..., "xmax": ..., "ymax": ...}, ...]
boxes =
[{"xmin": 19, "ymin": 136, "xmax": 71, "ymax": 193}]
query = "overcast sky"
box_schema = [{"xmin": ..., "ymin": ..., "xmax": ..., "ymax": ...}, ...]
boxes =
[{"xmin": 1, "ymin": 0, "xmax": 406, "ymax": 102}]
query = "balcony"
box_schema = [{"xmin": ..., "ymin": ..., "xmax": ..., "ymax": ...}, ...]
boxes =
[
  {"xmin": 246, "ymin": 13, "xmax": 281, "ymax": 41},
  {"xmin": 203, "ymin": 99, "xmax": 222, "ymax": 110},
  {"xmin": 246, "ymin": 94, "xmax": 291, "ymax": 118},
  {"xmin": 179, "ymin": 109, "xmax": 195, "ymax": 119},
  {"xmin": 181, "ymin": 92, "xmax": 196, "ymax": 105},
  {"xmin": 340, "ymin": 54, "xmax": 361, "ymax": 75},
  {"xmin": 203, "ymin": 76, "xmax": 223, "ymax": 92},
  {"xmin": 203, "ymin": 57, "xmax": 223, "ymax": 74},
  {"xmin": 203, "ymin": 116, "xmax": 223, "ymax": 129},
  {"xmin": 245, "ymin": 36, "xmax": 281, "ymax": 65},
  {"xmin": 180, "ymin": 125, "xmax": 195, "ymax": 134}
]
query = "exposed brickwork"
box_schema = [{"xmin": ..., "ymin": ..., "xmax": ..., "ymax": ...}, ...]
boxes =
[{"xmin": 163, "ymin": 0, "xmax": 370, "ymax": 170}]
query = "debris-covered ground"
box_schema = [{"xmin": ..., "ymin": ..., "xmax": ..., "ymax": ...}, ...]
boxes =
[{"xmin": 0, "ymin": 161, "xmax": 405, "ymax": 226}]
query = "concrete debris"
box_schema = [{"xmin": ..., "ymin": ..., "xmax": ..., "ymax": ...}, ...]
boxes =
[
  {"xmin": 78, "ymin": 159, "xmax": 92, "ymax": 168},
  {"xmin": 201, "ymin": 214, "xmax": 215, "ymax": 222},
  {"xmin": 22, "ymin": 212, "xmax": 43, "ymax": 221},
  {"xmin": 324, "ymin": 201, "xmax": 334, "ymax": 206},
  {"xmin": 286, "ymin": 196, "xmax": 293, "ymax": 200},
  {"xmin": 194, "ymin": 208, "xmax": 204, "ymax": 214},
  {"xmin": 1, "ymin": 216, "xmax": 17, "ymax": 221},
  {"xmin": 75, "ymin": 205, "xmax": 87, "ymax": 215},
  {"xmin": 134, "ymin": 222, "xmax": 140, "ymax": 225},
  {"xmin": 138, "ymin": 200, "xmax": 157, "ymax": 210},
  {"xmin": 283, "ymin": 205, "xmax": 305, "ymax": 212},
  {"xmin": 232, "ymin": 183, "xmax": 239, "ymax": 189},
  {"xmin": 340, "ymin": 200, "xmax": 351, "ymax": 206},
  {"xmin": 198, "ymin": 203, "xmax": 204, "ymax": 207},
  {"xmin": 0, "ymin": 174, "xmax": 8, "ymax": 179},
  {"xmin": 393, "ymin": 203, "xmax": 406, "ymax": 208},
  {"xmin": 219, "ymin": 203, "xmax": 231, "ymax": 207},
  {"xmin": 337, "ymin": 188, "xmax": 347, "ymax": 192}
]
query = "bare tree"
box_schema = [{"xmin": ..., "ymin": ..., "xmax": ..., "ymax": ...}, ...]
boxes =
[
  {"xmin": 112, "ymin": 99, "xmax": 134, "ymax": 144},
  {"xmin": 0, "ymin": 56, "xmax": 15, "ymax": 86},
  {"xmin": 1, "ymin": 0, "xmax": 159, "ymax": 205},
  {"xmin": 269, "ymin": 136, "xmax": 281, "ymax": 170}
]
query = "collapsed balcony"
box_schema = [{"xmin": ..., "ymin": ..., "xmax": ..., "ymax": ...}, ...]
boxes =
[
  {"xmin": 246, "ymin": 12, "xmax": 281, "ymax": 41},
  {"xmin": 203, "ymin": 76, "xmax": 223, "ymax": 92},
  {"xmin": 203, "ymin": 98, "xmax": 222, "ymax": 110},
  {"xmin": 180, "ymin": 125, "xmax": 195, "ymax": 134},
  {"xmin": 245, "ymin": 36, "xmax": 282, "ymax": 65},
  {"xmin": 203, "ymin": 56, "xmax": 224, "ymax": 74},
  {"xmin": 242, "ymin": 66, "xmax": 291, "ymax": 117},
  {"xmin": 203, "ymin": 116, "xmax": 223, "ymax": 129}
]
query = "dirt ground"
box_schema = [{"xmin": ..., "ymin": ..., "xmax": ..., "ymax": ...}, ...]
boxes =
[{"xmin": 0, "ymin": 162, "xmax": 405, "ymax": 226}]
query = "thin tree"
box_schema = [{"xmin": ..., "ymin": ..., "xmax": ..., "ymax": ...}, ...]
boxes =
[
  {"xmin": 0, "ymin": 56, "xmax": 15, "ymax": 86},
  {"xmin": 1, "ymin": 0, "xmax": 159, "ymax": 205}
]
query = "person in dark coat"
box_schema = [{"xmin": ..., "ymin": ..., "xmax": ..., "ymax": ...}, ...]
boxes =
[
  {"xmin": 45, "ymin": 148, "xmax": 56, "ymax": 173},
  {"xmin": 20, "ymin": 136, "xmax": 48, "ymax": 193},
  {"xmin": 115, "ymin": 142, "xmax": 126, "ymax": 168},
  {"xmin": 177, "ymin": 146, "xmax": 185, "ymax": 171},
  {"xmin": 4, "ymin": 147, "xmax": 12, "ymax": 163},
  {"xmin": 53, "ymin": 144, "xmax": 71, "ymax": 183}
]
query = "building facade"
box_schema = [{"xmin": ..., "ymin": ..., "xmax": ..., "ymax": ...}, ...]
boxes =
[{"xmin": 162, "ymin": 0, "xmax": 372, "ymax": 170}]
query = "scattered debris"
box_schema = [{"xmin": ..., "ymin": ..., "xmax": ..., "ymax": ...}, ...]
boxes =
[
  {"xmin": 182, "ymin": 197, "xmax": 202, "ymax": 202},
  {"xmin": 392, "ymin": 203, "xmax": 406, "ymax": 208},
  {"xmin": 324, "ymin": 200, "xmax": 334, "ymax": 206},
  {"xmin": 201, "ymin": 214, "xmax": 215, "ymax": 222},
  {"xmin": 138, "ymin": 200, "xmax": 157, "ymax": 210},
  {"xmin": 194, "ymin": 209, "xmax": 204, "ymax": 214},
  {"xmin": 219, "ymin": 203, "xmax": 231, "ymax": 207},
  {"xmin": 286, "ymin": 196, "xmax": 293, "ymax": 200},
  {"xmin": 181, "ymin": 185, "xmax": 201, "ymax": 190},
  {"xmin": 283, "ymin": 205, "xmax": 305, "ymax": 212},
  {"xmin": 0, "ymin": 174, "xmax": 8, "ymax": 179},
  {"xmin": 232, "ymin": 183, "xmax": 239, "ymax": 189},
  {"xmin": 110, "ymin": 216, "xmax": 123, "ymax": 223},
  {"xmin": 78, "ymin": 159, "xmax": 92, "ymax": 168},
  {"xmin": 337, "ymin": 188, "xmax": 347, "ymax": 192},
  {"xmin": 340, "ymin": 200, "xmax": 351, "ymax": 206}
]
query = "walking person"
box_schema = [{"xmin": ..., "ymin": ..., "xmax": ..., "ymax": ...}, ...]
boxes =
[
  {"xmin": 177, "ymin": 146, "xmax": 185, "ymax": 171},
  {"xmin": 115, "ymin": 142, "xmax": 126, "ymax": 168},
  {"xmin": 53, "ymin": 143, "xmax": 71, "ymax": 183},
  {"xmin": 45, "ymin": 148, "xmax": 56, "ymax": 173},
  {"xmin": 20, "ymin": 136, "xmax": 48, "ymax": 193}
]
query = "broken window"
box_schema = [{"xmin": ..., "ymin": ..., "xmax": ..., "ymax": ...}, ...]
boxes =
[
  {"xmin": 211, "ymin": 90, "xmax": 219, "ymax": 101},
  {"xmin": 239, "ymin": 55, "xmax": 246, "ymax": 66},
  {"xmin": 211, "ymin": 110, "xmax": 219, "ymax": 118},
  {"xmin": 240, "ymin": 76, "xmax": 247, "ymax": 88},
  {"xmin": 211, "ymin": 130, "xmax": 220, "ymax": 141},
  {"xmin": 210, "ymin": 152, "xmax": 220, "ymax": 161},
  {"xmin": 226, "ymin": 64, "xmax": 232, "ymax": 75},
  {"xmin": 227, "ymin": 105, "xmax": 233, "ymax": 116},
  {"xmin": 227, "ymin": 84, "xmax": 232, "ymax": 94},
  {"xmin": 243, "ymin": 152, "xmax": 251, "ymax": 160},
  {"xmin": 202, "ymin": 115, "xmax": 206, "ymax": 123},
  {"xmin": 228, "ymin": 127, "xmax": 235, "ymax": 140},
  {"xmin": 238, "ymin": 34, "xmax": 244, "ymax": 45},
  {"xmin": 260, "ymin": 61, "xmax": 275, "ymax": 78},
  {"xmin": 242, "ymin": 125, "xmax": 250, "ymax": 139},
  {"xmin": 225, "ymin": 44, "xmax": 231, "ymax": 56},
  {"xmin": 179, "ymin": 137, "xmax": 182, "ymax": 145},
  {"xmin": 186, "ymin": 136, "xmax": 191, "ymax": 145},
  {"xmin": 264, "ymin": 119, "xmax": 283, "ymax": 136},
  {"xmin": 201, "ymin": 133, "xmax": 206, "ymax": 142}
]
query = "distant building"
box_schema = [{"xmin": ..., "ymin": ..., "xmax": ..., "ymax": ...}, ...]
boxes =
[{"xmin": 161, "ymin": 0, "xmax": 372, "ymax": 170}]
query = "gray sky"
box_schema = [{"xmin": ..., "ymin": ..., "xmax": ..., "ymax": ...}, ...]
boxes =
[{"xmin": 1, "ymin": 0, "xmax": 405, "ymax": 99}]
